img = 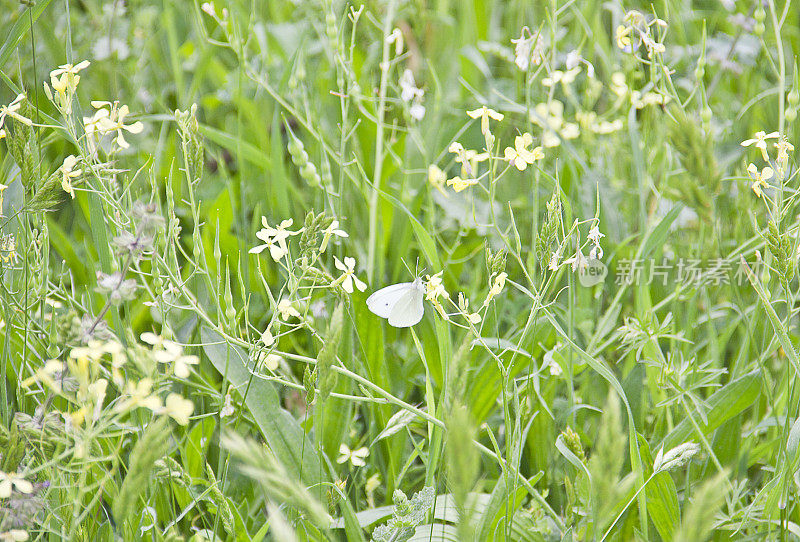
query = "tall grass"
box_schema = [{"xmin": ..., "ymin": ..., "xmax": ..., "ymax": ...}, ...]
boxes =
[{"xmin": 1, "ymin": 0, "xmax": 799, "ymax": 540}]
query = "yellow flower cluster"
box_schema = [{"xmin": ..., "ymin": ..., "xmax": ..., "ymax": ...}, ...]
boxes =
[{"xmin": 741, "ymin": 131, "xmax": 793, "ymax": 199}]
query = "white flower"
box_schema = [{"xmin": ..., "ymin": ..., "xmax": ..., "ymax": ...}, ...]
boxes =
[
  {"xmin": 333, "ymin": 256, "xmax": 367, "ymax": 293},
  {"xmin": 277, "ymin": 299, "xmax": 301, "ymax": 320},
  {"xmin": 92, "ymin": 37, "xmax": 130, "ymax": 61},
  {"xmin": 142, "ymin": 334, "xmax": 199, "ymax": 378},
  {"xmin": 543, "ymin": 346, "xmax": 562, "ymax": 376},
  {"xmin": 399, "ymin": 69, "xmax": 423, "ymax": 102},
  {"xmin": 587, "ymin": 226, "xmax": 603, "ymax": 244},
  {"xmin": 220, "ymin": 392, "xmax": 235, "ymax": 418},
  {"xmin": 587, "ymin": 225, "xmax": 604, "ymax": 259},
  {"xmin": 510, "ymin": 27, "xmax": 542, "ymax": 71},
  {"xmin": 563, "ymin": 247, "xmax": 588, "ymax": 273},
  {"xmin": 0, "ymin": 529, "xmax": 29, "ymax": 541},
  {"xmin": 409, "ymin": 101, "xmax": 426, "ymax": 121},
  {"xmin": 60, "ymin": 155, "xmax": 82, "ymax": 199},
  {"xmin": 319, "ymin": 219, "xmax": 348, "ymax": 253},
  {"xmin": 337, "ymin": 444, "xmax": 369, "ymax": 467},
  {"xmin": 548, "ymin": 249, "xmax": 560, "ymax": 271},
  {"xmin": 264, "ymin": 353, "xmax": 282, "ymax": 371},
  {"xmin": 249, "ymin": 218, "xmax": 302, "ymax": 262},
  {"xmin": 261, "ymin": 327, "xmax": 275, "ymax": 346},
  {"xmin": 0, "ymin": 471, "xmax": 32, "ymax": 498},
  {"xmin": 399, "ymin": 70, "xmax": 425, "ymax": 120}
]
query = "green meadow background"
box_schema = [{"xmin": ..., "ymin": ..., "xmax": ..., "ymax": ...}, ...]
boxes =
[{"xmin": 1, "ymin": 0, "xmax": 799, "ymax": 540}]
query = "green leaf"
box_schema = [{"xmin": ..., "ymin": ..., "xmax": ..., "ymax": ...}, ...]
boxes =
[
  {"xmin": 659, "ymin": 369, "xmax": 762, "ymax": 451},
  {"xmin": 200, "ymin": 326, "xmax": 324, "ymax": 487},
  {"xmin": 199, "ymin": 124, "xmax": 272, "ymax": 169},
  {"xmin": 639, "ymin": 437, "xmax": 679, "ymax": 542},
  {"xmin": 0, "ymin": 1, "xmax": 55, "ymax": 72}
]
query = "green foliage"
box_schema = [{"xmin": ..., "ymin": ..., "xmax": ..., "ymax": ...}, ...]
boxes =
[
  {"xmin": 371, "ymin": 487, "xmax": 435, "ymax": 542},
  {"xmin": 113, "ymin": 417, "xmax": 171, "ymax": 526},
  {"xmin": 1, "ymin": 0, "xmax": 799, "ymax": 540}
]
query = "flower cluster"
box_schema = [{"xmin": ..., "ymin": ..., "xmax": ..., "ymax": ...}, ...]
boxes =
[
  {"xmin": 510, "ymin": 26, "xmax": 544, "ymax": 71},
  {"xmin": 22, "ymin": 338, "xmax": 196, "ymax": 435},
  {"xmin": 615, "ymin": 10, "xmax": 667, "ymax": 59},
  {"xmin": 425, "ymin": 271, "xmax": 450, "ymax": 320},
  {"xmin": 531, "ymin": 101, "xmax": 579, "ymax": 148},
  {"xmin": 45, "ymin": 61, "xmax": 90, "ymax": 116},
  {"xmin": 83, "ymin": 100, "xmax": 144, "ymax": 152},
  {"xmin": 249, "ymin": 218, "xmax": 303, "ymax": 262},
  {"xmin": 741, "ymin": 130, "xmax": 793, "ymax": 199},
  {"xmin": 399, "ymin": 69, "xmax": 426, "ymax": 121}
]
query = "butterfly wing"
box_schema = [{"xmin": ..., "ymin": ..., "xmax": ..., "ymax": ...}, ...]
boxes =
[
  {"xmin": 387, "ymin": 280, "xmax": 425, "ymax": 327},
  {"xmin": 367, "ymin": 282, "xmax": 416, "ymax": 319}
]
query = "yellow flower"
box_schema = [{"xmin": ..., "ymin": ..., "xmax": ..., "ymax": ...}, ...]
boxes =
[
  {"xmin": 457, "ymin": 292, "xmax": 482, "ymax": 324},
  {"xmin": 50, "ymin": 60, "xmax": 91, "ymax": 79},
  {"xmin": 483, "ymin": 272, "xmax": 508, "ymax": 307},
  {"xmin": 446, "ymin": 176, "xmax": 478, "ymax": 193},
  {"xmin": 448, "ymin": 142, "xmax": 488, "ymax": 177},
  {"xmin": 59, "ymin": 155, "xmax": 82, "ymax": 199},
  {"xmin": 467, "ymin": 106, "xmax": 504, "ymax": 136},
  {"xmin": 425, "ymin": 271, "xmax": 449, "ymax": 300},
  {"xmin": 641, "ymin": 34, "xmax": 666, "ymax": 58},
  {"xmin": 0, "ymin": 182, "xmax": 8, "ymax": 213},
  {"xmin": 47, "ymin": 61, "xmax": 90, "ymax": 116},
  {"xmin": 530, "ymin": 101, "xmax": 579, "ymax": 147},
  {"xmin": 428, "ymin": 164, "xmax": 448, "ymax": 196},
  {"xmin": 115, "ymin": 378, "xmax": 162, "ymax": 414},
  {"xmin": 263, "ymin": 353, "xmax": 282, "ymax": 371},
  {"xmin": 775, "ymin": 137, "xmax": 794, "ymax": 171},
  {"xmin": 163, "ymin": 393, "xmax": 194, "ymax": 425},
  {"xmin": 151, "ymin": 339, "xmax": 200, "ymax": 379},
  {"xmin": 747, "ymin": 163, "xmax": 773, "ymax": 198},
  {"xmin": 504, "ymin": 132, "xmax": 544, "ymax": 170},
  {"xmin": 456, "ymin": 149, "xmax": 489, "ymax": 178},
  {"xmin": 425, "ymin": 271, "xmax": 449, "ymax": 320},
  {"xmin": 249, "ymin": 218, "xmax": 302, "ymax": 262},
  {"xmin": 615, "ymin": 25, "xmax": 632, "ymax": 51},
  {"xmin": 610, "ymin": 72, "xmax": 628, "ymax": 97},
  {"xmin": 97, "ymin": 103, "xmax": 144, "ymax": 149},
  {"xmin": 261, "ymin": 327, "xmax": 275, "ymax": 346},
  {"xmin": 0, "ymin": 94, "xmax": 32, "ymax": 138},
  {"xmin": 542, "ymin": 67, "xmax": 581, "ymax": 88},
  {"xmin": 741, "ymin": 131, "xmax": 779, "ymax": 161}
]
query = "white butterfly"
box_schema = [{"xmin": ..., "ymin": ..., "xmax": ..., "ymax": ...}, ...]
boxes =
[{"xmin": 366, "ymin": 278, "xmax": 425, "ymax": 328}]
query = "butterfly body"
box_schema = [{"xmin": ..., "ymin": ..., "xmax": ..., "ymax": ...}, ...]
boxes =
[{"xmin": 366, "ymin": 278, "xmax": 425, "ymax": 327}]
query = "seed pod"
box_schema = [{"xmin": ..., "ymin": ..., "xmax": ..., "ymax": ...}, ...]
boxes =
[
  {"xmin": 316, "ymin": 303, "xmax": 344, "ymax": 402},
  {"xmin": 303, "ymin": 366, "xmax": 316, "ymax": 404}
]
